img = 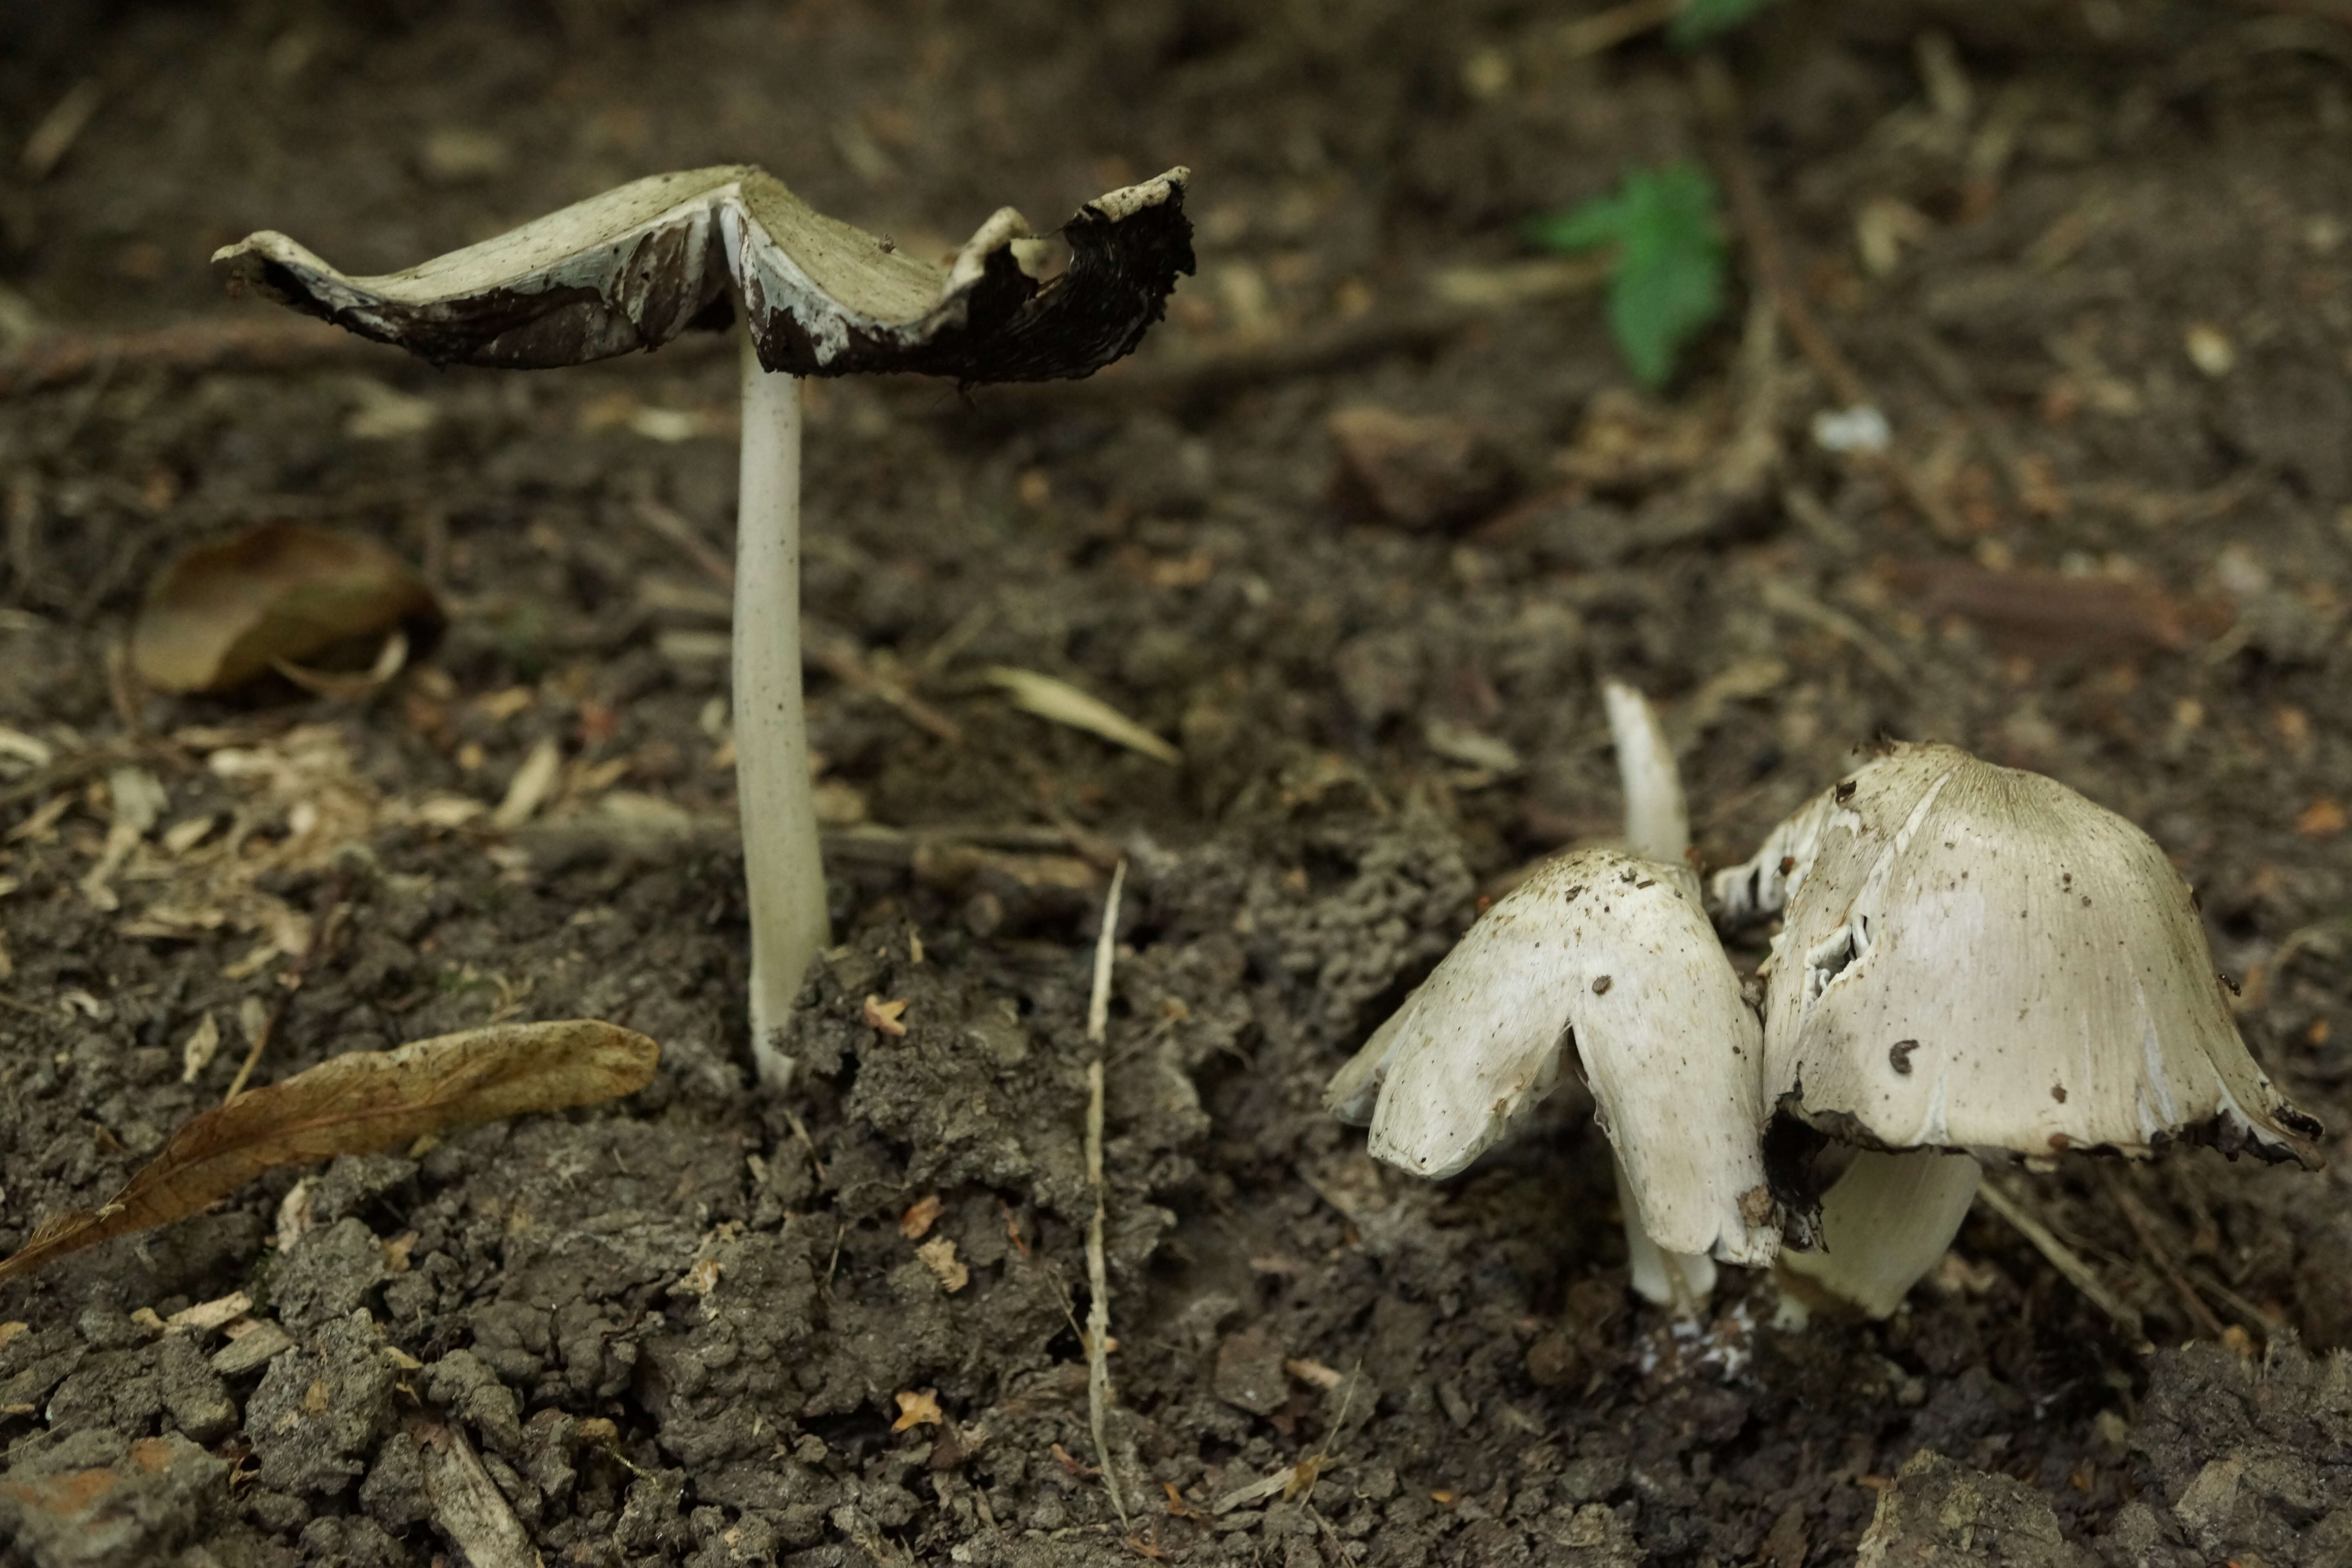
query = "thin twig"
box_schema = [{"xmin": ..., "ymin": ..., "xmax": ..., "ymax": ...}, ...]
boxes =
[
  {"xmin": 2102, "ymin": 1172, "xmax": 2231, "ymax": 1343},
  {"xmin": 1975, "ymin": 1179, "xmax": 2151, "ymax": 1352},
  {"xmin": 1084, "ymin": 859, "xmax": 1129, "ymax": 1529},
  {"xmin": 221, "ymin": 878, "xmax": 347, "ymax": 1103},
  {"xmin": 0, "ymin": 315, "xmax": 390, "ymax": 397},
  {"xmin": 805, "ymin": 625, "xmax": 965, "ymax": 746},
  {"xmin": 1693, "ymin": 56, "xmax": 1972, "ymax": 544},
  {"xmin": 633, "ymin": 495, "xmax": 737, "ymax": 590}
]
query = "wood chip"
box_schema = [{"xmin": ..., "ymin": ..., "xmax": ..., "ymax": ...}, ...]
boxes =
[
  {"xmin": 416, "ymin": 1419, "xmax": 540, "ymax": 1568},
  {"xmin": 210, "ymin": 1319, "xmax": 295, "ymax": 1376},
  {"xmin": 165, "ymin": 1291, "xmax": 252, "ymax": 1333}
]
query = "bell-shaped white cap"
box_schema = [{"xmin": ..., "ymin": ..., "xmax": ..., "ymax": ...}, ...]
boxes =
[
  {"xmin": 1733, "ymin": 743, "xmax": 2322, "ymax": 1165},
  {"xmin": 1323, "ymin": 847, "xmax": 1778, "ymax": 1268}
]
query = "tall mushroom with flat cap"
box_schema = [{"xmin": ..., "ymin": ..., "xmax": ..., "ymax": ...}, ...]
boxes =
[
  {"xmin": 1326, "ymin": 682, "xmax": 1776, "ymax": 1311},
  {"xmin": 1714, "ymin": 742, "xmax": 2325, "ymax": 1318},
  {"xmin": 214, "ymin": 166, "xmax": 1193, "ymax": 1087}
]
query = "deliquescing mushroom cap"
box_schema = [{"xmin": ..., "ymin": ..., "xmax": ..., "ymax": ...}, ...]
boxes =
[
  {"xmin": 1724, "ymin": 742, "xmax": 2323, "ymax": 1168},
  {"xmin": 1325, "ymin": 847, "xmax": 1778, "ymax": 1269},
  {"xmin": 212, "ymin": 164, "xmax": 1194, "ymax": 383}
]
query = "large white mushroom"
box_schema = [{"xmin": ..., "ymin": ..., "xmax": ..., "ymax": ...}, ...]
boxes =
[
  {"xmin": 1327, "ymin": 682, "xmax": 1777, "ymax": 1310},
  {"xmin": 1715, "ymin": 742, "xmax": 2325, "ymax": 1318},
  {"xmin": 214, "ymin": 166, "xmax": 1192, "ymax": 1087}
]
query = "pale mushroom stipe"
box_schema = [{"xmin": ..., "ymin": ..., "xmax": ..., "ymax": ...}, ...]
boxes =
[
  {"xmin": 1326, "ymin": 683, "xmax": 1776, "ymax": 1314},
  {"xmin": 1714, "ymin": 741, "xmax": 2324, "ymax": 1319},
  {"xmin": 215, "ymin": 165, "xmax": 1194, "ymax": 1087}
]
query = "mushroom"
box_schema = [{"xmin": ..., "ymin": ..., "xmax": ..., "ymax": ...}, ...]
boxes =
[
  {"xmin": 1714, "ymin": 741, "xmax": 2325, "ymax": 1318},
  {"xmin": 1326, "ymin": 683, "xmax": 1776, "ymax": 1310},
  {"xmin": 214, "ymin": 165, "xmax": 1193, "ymax": 1086}
]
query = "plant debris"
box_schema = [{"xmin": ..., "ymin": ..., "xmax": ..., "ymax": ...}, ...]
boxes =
[
  {"xmin": 0, "ymin": 1020, "xmax": 658, "ymax": 1282},
  {"xmin": 129, "ymin": 523, "xmax": 440, "ymax": 694}
]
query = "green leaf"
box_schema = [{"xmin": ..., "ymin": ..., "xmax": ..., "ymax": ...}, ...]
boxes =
[
  {"xmin": 1606, "ymin": 162, "xmax": 1725, "ymax": 386},
  {"xmin": 1667, "ymin": 0, "xmax": 1774, "ymax": 49},
  {"xmin": 1532, "ymin": 163, "xmax": 1726, "ymax": 388},
  {"xmin": 1523, "ymin": 192, "xmax": 1627, "ymax": 255}
]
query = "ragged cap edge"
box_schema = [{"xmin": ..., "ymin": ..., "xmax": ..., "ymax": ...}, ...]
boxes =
[
  {"xmin": 212, "ymin": 163, "xmax": 1194, "ymax": 384},
  {"xmin": 1335, "ymin": 847, "xmax": 1778, "ymax": 1267},
  {"xmin": 1761, "ymin": 742, "xmax": 2325, "ymax": 1169}
]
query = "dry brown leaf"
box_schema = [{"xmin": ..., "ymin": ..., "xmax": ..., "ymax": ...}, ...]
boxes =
[
  {"xmin": 891, "ymin": 1389, "xmax": 944, "ymax": 1432},
  {"xmin": 0, "ymin": 1019, "xmax": 658, "ymax": 1283},
  {"xmin": 131, "ymin": 523, "xmax": 440, "ymax": 693},
  {"xmin": 898, "ymin": 1193, "xmax": 945, "ymax": 1240},
  {"xmin": 2296, "ymin": 799, "xmax": 2347, "ymax": 840}
]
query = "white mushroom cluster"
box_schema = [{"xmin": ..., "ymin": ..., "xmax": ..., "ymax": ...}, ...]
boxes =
[{"xmin": 1327, "ymin": 704, "xmax": 2324, "ymax": 1323}]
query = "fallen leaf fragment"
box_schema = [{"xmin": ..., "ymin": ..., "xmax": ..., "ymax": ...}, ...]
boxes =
[
  {"xmin": 864, "ymin": 994, "xmax": 910, "ymax": 1037},
  {"xmin": 492, "ymin": 738, "xmax": 562, "ymax": 830},
  {"xmin": 0, "ymin": 1019, "xmax": 659, "ymax": 1283},
  {"xmin": 179, "ymin": 1012, "xmax": 222, "ymax": 1083},
  {"xmin": 274, "ymin": 626, "xmax": 410, "ymax": 701},
  {"xmin": 986, "ymin": 666, "xmax": 1180, "ymax": 765},
  {"xmin": 165, "ymin": 1292, "xmax": 250, "ymax": 1333},
  {"xmin": 2296, "ymin": 799, "xmax": 2346, "ymax": 840},
  {"xmin": 131, "ymin": 522, "xmax": 440, "ymax": 693},
  {"xmin": 891, "ymin": 1389, "xmax": 944, "ymax": 1432},
  {"xmin": 898, "ymin": 1193, "xmax": 945, "ymax": 1240},
  {"xmin": 916, "ymin": 1236, "xmax": 969, "ymax": 1292},
  {"xmin": 1283, "ymin": 1357, "xmax": 1344, "ymax": 1390}
]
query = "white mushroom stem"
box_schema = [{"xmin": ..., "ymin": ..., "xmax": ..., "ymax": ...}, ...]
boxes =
[
  {"xmin": 735, "ymin": 331, "xmax": 832, "ymax": 1088},
  {"xmin": 1602, "ymin": 679, "xmax": 1688, "ymax": 867},
  {"xmin": 1600, "ymin": 681, "xmax": 1718, "ymax": 1312},
  {"xmin": 1617, "ymin": 1153, "xmax": 1717, "ymax": 1312},
  {"xmin": 1776, "ymin": 1149, "xmax": 1981, "ymax": 1320}
]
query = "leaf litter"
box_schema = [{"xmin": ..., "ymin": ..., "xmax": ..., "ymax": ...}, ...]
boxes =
[
  {"xmin": 130, "ymin": 522, "xmax": 440, "ymax": 695},
  {"xmin": 0, "ymin": 1019, "xmax": 659, "ymax": 1283}
]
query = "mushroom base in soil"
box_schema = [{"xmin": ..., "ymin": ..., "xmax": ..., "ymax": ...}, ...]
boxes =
[
  {"xmin": 1715, "ymin": 740, "xmax": 2325, "ymax": 1319},
  {"xmin": 215, "ymin": 164, "xmax": 1194, "ymax": 1089},
  {"xmin": 1325, "ymin": 682, "xmax": 1776, "ymax": 1312}
]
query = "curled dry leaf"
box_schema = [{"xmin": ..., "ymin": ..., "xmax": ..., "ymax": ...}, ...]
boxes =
[
  {"xmin": 0, "ymin": 1019, "xmax": 658, "ymax": 1283},
  {"xmin": 131, "ymin": 523, "xmax": 440, "ymax": 694}
]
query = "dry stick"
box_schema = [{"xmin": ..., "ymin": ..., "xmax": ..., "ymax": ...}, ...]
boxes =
[
  {"xmin": 221, "ymin": 879, "xmax": 347, "ymax": 1103},
  {"xmin": 0, "ymin": 316, "xmax": 381, "ymax": 397},
  {"xmin": 1557, "ymin": 0, "xmax": 1684, "ymax": 57},
  {"xmin": 2102, "ymin": 1172, "xmax": 2233, "ymax": 1343},
  {"xmin": 1083, "ymin": 858, "xmax": 1129, "ymax": 1530},
  {"xmin": 1975, "ymin": 1179, "xmax": 2151, "ymax": 1352},
  {"xmin": 1692, "ymin": 56, "xmax": 1973, "ymax": 546}
]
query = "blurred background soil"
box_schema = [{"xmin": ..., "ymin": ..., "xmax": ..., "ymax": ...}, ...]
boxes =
[{"xmin": 2, "ymin": 2, "xmax": 2350, "ymax": 1564}]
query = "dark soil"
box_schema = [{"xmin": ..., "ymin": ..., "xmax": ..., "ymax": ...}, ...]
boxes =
[{"xmin": 3, "ymin": 3, "xmax": 2350, "ymax": 1565}]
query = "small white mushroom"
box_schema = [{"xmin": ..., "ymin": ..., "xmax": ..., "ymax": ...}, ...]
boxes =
[
  {"xmin": 214, "ymin": 166, "xmax": 1192, "ymax": 1088},
  {"xmin": 1715, "ymin": 742, "xmax": 2324, "ymax": 1318},
  {"xmin": 1327, "ymin": 684, "xmax": 1776, "ymax": 1311}
]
